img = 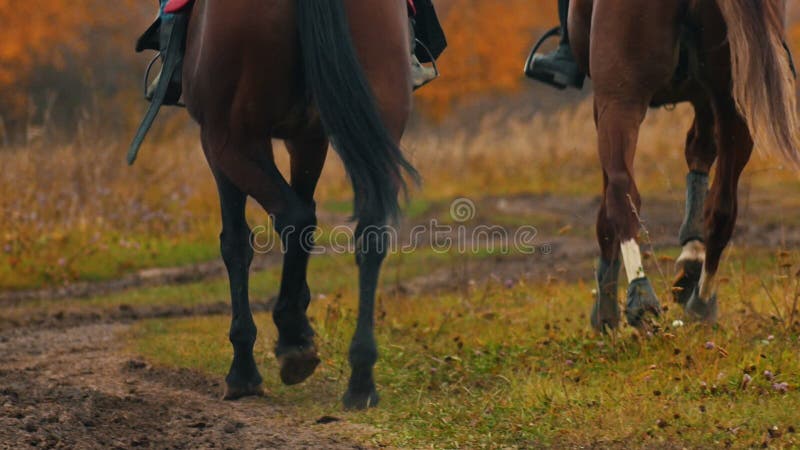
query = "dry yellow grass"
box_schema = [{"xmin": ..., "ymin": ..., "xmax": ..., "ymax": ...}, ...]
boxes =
[{"xmin": 3, "ymin": 100, "xmax": 800, "ymax": 290}]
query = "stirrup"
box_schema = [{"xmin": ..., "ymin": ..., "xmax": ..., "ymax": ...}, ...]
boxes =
[
  {"xmin": 524, "ymin": 26, "xmax": 584, "ymax": 90},
  {"xmin": 412, "ymin": 38, "xmax": 440, "ymax": 91},
  {"xmin": 523, "ymin": 26, "xmax": 561, "ymax": 75},
  {"xmin": 143, "ymin": 53, "xmax": 185, "ymax": 107}
]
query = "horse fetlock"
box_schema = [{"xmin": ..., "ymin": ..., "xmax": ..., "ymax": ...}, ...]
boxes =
[
  {"xmin": 349, "ymin": 339, "xmax": 378, "ymax": 369},
  {"xmin": 343, "ymin": 369, "xmax": 379, "ymax": 410},
  {"xmin": 676, "ymin": 240, "xmax": 706, "ymax": 267},
  {"xmin": 592, "ymin": 258, "xmax": 622, "ymax": 332},
  {"xmin": 591, "ymin": 296, "xmax": 621, "ymax": 332},
  {"xmin": 673, "ymin": 240, "xmax": 706, "ymax": 306},
  {"xmin": 224, "ymin": 360, "xmax": 264, "ymax": 400},
  {"xmin": 273, "ymin": 309, "xmax": 315, "ymax": 346}
]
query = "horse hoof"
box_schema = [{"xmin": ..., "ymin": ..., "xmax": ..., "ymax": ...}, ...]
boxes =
[
  {"xmin": 685, "ymin": 288, "xmax": 718, "ymax": 323},
  {"xmin": 223, "ymin": 382, "xmax": 265, "ymax": 401},
  {"xmin": 277, "ymin": 345, "xmax": 320, "ymax": 386},
  {"xmin": 625, "ymin": 277, "xmax": 662, "ymax": 328},
  {"xmin": 342, "ymin": 387, "xmax": 379, "ymax": 410},
  {"xmin": 673, "ymin": 259, "xmax": 703, "ymax": 306},
  {"xmin": 590, "ymin": 296, "xmax": 620, "ymax": 333}
]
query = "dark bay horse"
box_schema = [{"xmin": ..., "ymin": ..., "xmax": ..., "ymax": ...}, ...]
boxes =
[
  {"xmin": 182, "ymin": 0, "xmax": 417, "ymax": 409},
  {"xmin": 568, "ymin": 0, "xmax": 799, "ymax": 330}
]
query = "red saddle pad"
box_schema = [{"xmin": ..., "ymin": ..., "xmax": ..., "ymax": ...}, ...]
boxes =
[{"xmin": 164, "ymin": 0, "xmax": 193, "ymax": 14}]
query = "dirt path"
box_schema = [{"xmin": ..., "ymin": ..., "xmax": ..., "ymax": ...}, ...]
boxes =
[{"xmin": 0, "ymin": 324, "xmax": 370, "ymax": 449}]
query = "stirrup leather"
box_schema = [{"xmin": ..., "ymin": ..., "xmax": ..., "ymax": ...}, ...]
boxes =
[{"xmin": 128, "ymin": 13, "xmax": 188, "ymax": 165}]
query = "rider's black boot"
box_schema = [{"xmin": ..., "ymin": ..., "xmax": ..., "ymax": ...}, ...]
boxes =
[{"xmin": 525, "ymin": 0, "xmax": 585, "ymax": 90}]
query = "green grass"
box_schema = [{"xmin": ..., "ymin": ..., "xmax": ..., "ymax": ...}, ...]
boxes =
[
  {"xmin": 130, "ymin": 247, "xmax": 800, "ymax": 448},
  {"xmin": 0, "ymin": 232, "xmax": 222, "ymax": 291}
]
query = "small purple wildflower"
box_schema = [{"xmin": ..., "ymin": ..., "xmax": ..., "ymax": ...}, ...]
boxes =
[{"xmin": 773, "ymin": 382, "xmax": 789, "ymax": 394}]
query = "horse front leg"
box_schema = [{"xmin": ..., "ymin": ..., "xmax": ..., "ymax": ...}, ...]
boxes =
[
  {"xmin": 592, "ymin": 173, "xmax": 622, "ymax": 332},
  {"xmin": 212, "ymin": 170, "xmax": 264, "ymax": 400},
  {"xmin": 343, "ymin": 220, "xmax": 390, "ymax": 410}
]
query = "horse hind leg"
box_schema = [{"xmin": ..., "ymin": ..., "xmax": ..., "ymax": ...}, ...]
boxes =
[
  {"xmin": 212, "ymin": 169, "xmax": 265, "ymax": 400},
  {"xmin": 674, "ymin": 103, "xmax": 716, "ymax": 307},
  {"xmin": 593, "ymin": 97, "xmax": 662, "ymax": 330},
  {"xmin": 202, "ymin": 128, "xmax": 319, "ymax": 391},
  {"xmin": 273, "ymin": 133, "xmax": 329, "ymax": 386},
  {"xmin": 685, "ymin": 96, "xmax": 753, "ymax": 322},
  {"xmin": 592, "ymin": 173, "xmax": 622, "ymax": 332},
  {"xmin": 590, "ymin": 1, "xmax": 685, "ymax": 329},
  {"xmin": 342, "ymin": 216, "xmax": 393, "ymax": 410}
]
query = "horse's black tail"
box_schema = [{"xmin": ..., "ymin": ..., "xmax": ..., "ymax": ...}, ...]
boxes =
[{"xmin": 296, "ymin": 0, "xmax": 419, "ymax": 223}]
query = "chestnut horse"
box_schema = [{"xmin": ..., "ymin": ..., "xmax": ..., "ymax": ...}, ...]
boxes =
[
  {"xmin": 181, "ymin": 0, "xmax": 417, "ymax": 409},
  {"xmin": 568, "ymin": 0, "xmax": 799, "ymax": 330}
]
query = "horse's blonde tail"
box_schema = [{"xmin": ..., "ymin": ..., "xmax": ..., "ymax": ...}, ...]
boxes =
[{"xmin": 716, "ymin": 0, "xmax": 800, "ymax": 166}]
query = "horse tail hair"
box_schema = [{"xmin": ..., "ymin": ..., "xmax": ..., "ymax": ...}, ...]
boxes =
[
  {"xmin": 716, "ymin": 0, "xmax": 800, "ymax": 166},
  {"xmin": 296, "ymin": 0, "xmax": 418, "ymax": 223}
]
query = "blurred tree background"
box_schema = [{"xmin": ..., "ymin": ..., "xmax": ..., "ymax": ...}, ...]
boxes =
[
  {"xmin": 0, "ymin": 0, "xmax": 147, "ymax": 145},
  {"xmin": 0, "ymin": 0, "xmax": 798, "ymax": 145}
]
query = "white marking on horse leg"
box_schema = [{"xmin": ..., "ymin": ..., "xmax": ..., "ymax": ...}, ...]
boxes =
[
  {"xmin": 699, "ymin": 265, "xmax": 717, "ymax": 299},
  {"xmin": 620, "ymin": 240, "xmax": 646, "ymax": 282},
  {"xmin": 676, "ymin": 240, "xmax": 706, "ymax": 267}
]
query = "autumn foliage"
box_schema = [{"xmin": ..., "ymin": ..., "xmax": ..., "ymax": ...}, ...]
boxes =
[
  {"xmin": 416, "ymin": 0, "xmax": 558, "ymax": 119},
  {"xmin": 0, "ymin": 0, "xmax": 798, "ymax": 139},
  {"xmin": 0, "ymin": 0, "xmax": 146, "ymax": 143}
]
